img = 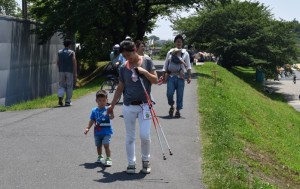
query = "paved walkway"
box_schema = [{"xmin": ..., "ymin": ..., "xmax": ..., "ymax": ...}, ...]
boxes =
[
  {"xmin": 265, "ymin": 70, "xmax": 300, "ymax": 112},
  {"xmin": 0, "ymin": 62, "xmax": 204, "ymax": 189}
]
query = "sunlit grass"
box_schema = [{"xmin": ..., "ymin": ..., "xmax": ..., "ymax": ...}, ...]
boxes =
[{"xmin": 198, "ymin": 62, "xmax": 300, "ymax": 188}]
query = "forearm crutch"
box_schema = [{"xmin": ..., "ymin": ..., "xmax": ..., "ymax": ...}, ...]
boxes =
[{"xmin": 134, "ymin": 68, "xmax": 173, "ymax": 160}]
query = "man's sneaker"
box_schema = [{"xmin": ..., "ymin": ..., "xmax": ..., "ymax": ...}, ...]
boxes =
[
  {"xmin": 126, "ymin": 164, "xmax": 136, "ymax": 174},
  {"xmin": 175, "ymin": 111, "xmax": 181, "ymax": 118},
  {"xmin": 96, "ymin": 155, "xmax": 105, "ymax": 164},
  {"xmin": 65, "ymin": 102, "xmax": 72, "ymax": 106},
  {"xmin": 169, "ymin": 107, "xmax": 174, "ymax": 117},
  {"xmin": 104, "ymin": 157, "xmax": 112, "ymax": 167},
  {"xmin": 141, "ymin": 161, "xmax": 151, "ymax": 174},
  {"xmin": 58, "ymin": 97, "xmax": 63, "ymax": 106}
]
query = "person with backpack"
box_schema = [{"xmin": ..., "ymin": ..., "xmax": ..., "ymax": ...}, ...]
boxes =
[{"xmin": 162, "ymin": 34, "xmax": 192, "ymax": 118}]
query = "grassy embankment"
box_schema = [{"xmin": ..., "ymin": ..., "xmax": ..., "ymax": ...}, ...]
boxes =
[{"xmin": 198, "ymin": 63, "xmax": 300, "ymax": 188}]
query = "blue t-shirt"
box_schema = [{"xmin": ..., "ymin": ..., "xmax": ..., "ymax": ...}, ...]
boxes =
[{"xmin": 90, "ymin": 106, "xmax": 113, "ymax": 136}]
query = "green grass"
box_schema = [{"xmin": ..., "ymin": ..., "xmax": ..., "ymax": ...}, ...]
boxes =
[
  {"xmin": 0, "ymin": 61, "xmax": 108, "ymax": 112},
  {"xmin": 197, "ymin": 63, "xmax": 300, "ymax": 188},
  {"xmin": 0, "ymin": 78, "xmax": 103, "ymax": 112}
]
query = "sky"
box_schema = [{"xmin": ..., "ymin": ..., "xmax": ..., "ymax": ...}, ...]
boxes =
[
  {"xmin": 149, "ymin": 0, "xmax": 300, "ymax": 40},
  {"xmin": 16, "ymin": 0, "xmax": 300, "ymax": 40}
]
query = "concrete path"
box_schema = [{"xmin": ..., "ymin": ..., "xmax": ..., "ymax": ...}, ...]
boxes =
[
  {"xmin": 0, "ymin": 62, "xmax": 204, "ymax": 189},
  {"xmin": 265, "ymin": 70, "xmax": 300, "ymax": 112}
]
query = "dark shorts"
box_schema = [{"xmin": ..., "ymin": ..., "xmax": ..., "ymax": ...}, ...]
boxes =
[{"xmin": 94, "ymin": 134, "xmax": 111, "ymax": 147}]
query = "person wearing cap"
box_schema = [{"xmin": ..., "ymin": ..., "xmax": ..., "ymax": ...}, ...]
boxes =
[
  {"xmin": 162, "ymin": 34, "xmax": 192, "ymax": 118},
  {"xmin": 110, "ymin": 44, "xmax": 120, "ymax": 64},
  {"xmin": 125, "ymin": 36, "xmax": 133, "ymax": 41},
  {"xmin": 110, "ymin": 44, "xmax": 125, "ymax": 67},
  {"xmin": 107, "ymin": 40, "xmax": 158, "ymax": 174},
  {"xmin": 57, "ymin": 39, "xmax": 77, "ymax": 106}
]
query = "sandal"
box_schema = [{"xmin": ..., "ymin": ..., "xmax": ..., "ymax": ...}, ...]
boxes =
[
  {"xmin": 175, "ymin": 111, "xmax": 181, "ymax": 118},
  {"xmin": 169, "ymin": 107, "xmax": 174, "ymax": 117}
]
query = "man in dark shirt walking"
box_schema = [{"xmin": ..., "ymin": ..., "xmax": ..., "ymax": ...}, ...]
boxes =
[{"xmin": 57, "ymin": 39, "xmax": 77, "ymax": 106}]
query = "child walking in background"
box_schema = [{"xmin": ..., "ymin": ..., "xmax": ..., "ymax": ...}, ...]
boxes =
[{"xmin": 84, "ymin": 90, "xmax": 114, "ymax": 167}]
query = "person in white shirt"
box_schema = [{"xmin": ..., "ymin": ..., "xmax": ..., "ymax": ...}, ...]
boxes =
[{"xmin": 162, "ymin": 34, "xmax": 192, "ymax": 118}]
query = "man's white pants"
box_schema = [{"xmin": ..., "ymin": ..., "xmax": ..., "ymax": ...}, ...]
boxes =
[{"xmin": 122, "ymin": 104, "xmax": 151, "ymax": 165}]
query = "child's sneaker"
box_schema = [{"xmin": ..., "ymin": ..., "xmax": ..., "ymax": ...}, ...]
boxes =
[
  {"xmin": 157, "ymin": 76, "xmax": 164, "ymax": 85},
  {"xmin": 126, "ymin": 164, "xmax": 136, "ymax": 174},
  {"xmin": 96, "ymin": 155, "xmax": 105, "ymax": 164},
  {"xmin": 141, "ymin": 161, "xmax": 151, "ymax": 174},
  {"xmin": 104, "ymin": 157, "xmax": 112, "ymax": 167}
]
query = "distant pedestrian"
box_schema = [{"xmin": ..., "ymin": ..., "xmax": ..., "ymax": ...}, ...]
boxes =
[
  {"xmin": 162, "ymin": 34, "xmax": 192, "ymax": 118},
  {"xmin": 107, "ymin": 40, "xmax": 158, "ymax": 174},
  {"xmin": 110, "ymin": 44, "xmax": 122, "ymax": 67},
  {"xmin": 135, "ymin": 40, "xmax": 149, "ymax": 57},
  {"xmin": 187, "ymin": 45, "xmax": 195, "ymax": 65},
  {"xmin": 57, "ymin": 39, "xmax": 77, "ymax": 106},
  {"xmin": 84, "ymin": 90, "xmax": 114, "ymax": 167}
]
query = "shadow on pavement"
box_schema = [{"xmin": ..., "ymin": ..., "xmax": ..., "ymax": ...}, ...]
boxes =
[
  {"xmin": 96, "ymin": 170, "xmax": 144, "ymax": 183},
  {"xmin": 279, "ymin": 93, "xmax": 296, "ymax": 101},
  {"xmin": 94, "ymin": 170, "xmax": 168, "ymax": 183},
  {"xmin": 80, "ymin": 162, "xmax": 168, "ymax": 184},
  {"xmin": 79, "ymin": 162, "xmax": 100, "ymax": 169},
  {"xmin": 191, "ymin": 72, "xmax": 202, "ymax": 79},
  {"xmin": 158, "ymin": 115, "xmax": 185, "ymax": 119}
]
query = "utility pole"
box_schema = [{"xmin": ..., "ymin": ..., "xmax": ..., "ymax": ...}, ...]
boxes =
[{"xmin": 22, "ymin": 0, "xmax": 27, "ymax": 19}]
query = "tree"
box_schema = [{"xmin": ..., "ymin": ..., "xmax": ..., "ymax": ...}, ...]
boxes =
[
  {"xmin": 0, "ymin": 0, "xmax": 20, "ymax": 16},
  {"xmin": 28, "ymin": 0, "xmax": 205, "ymax": 64},
  {"xmin": 173, "ymin": 1, "xmax": 300, "ymax": 71},
  {"xmin": 148, "ymin": 35, "xmax": 160, "ymax": 41},
  {"xmin": 158, "ymin": 40, "xmax": 173, "ymax": 59}
]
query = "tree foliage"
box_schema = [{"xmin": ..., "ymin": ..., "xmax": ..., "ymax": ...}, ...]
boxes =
[
  {"xmin": 173, "ymin": 1, "xmax": 300, "ymax": 72},
  {"xmin": 29, "ymin": 0, "xmax": 205, "ymax": 63},
  {"xmin": 158, "ymin": 40, "xmax": 174, "ymax": 59},
  {"xmin": 0, "ymin": 0, "xmax": 20, "ymax": 16},
  {"xmin": 148, "ymin": 35, "xmax": 160, "ymax": 41}
]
